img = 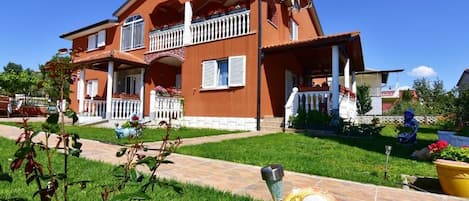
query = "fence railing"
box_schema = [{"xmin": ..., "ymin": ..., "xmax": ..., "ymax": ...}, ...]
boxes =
[
  {"xmin": 81, "ymin": 98, "xmax": 142, "ymax": 120},
  {"xmin": 149, "ymin": 90, "xmax": 184, "ymax": 122},
  {"xmin": 149, "ymin": 10, "xmax": 250, "ymax": 52},
  {"xmin": 111, "ymin": 99, "xmax": 142, "ymax": 120}
]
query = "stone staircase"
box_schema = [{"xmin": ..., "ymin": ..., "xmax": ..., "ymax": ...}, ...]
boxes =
[{"xmin": 260, "ymin": 117, "xmax": 284, "ymax": 132}]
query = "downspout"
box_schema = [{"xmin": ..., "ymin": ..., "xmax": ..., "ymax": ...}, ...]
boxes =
[{"xmin": 256, "ymin": 0, "xmax": 263, "ymax": 131}]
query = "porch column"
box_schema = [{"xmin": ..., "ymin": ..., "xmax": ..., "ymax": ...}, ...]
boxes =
[
  {"xmin": 352, "ymin": 71, "xmax": 357, "ymax": 94},
  {"xmin": 183, "ymin": 1, "xmax": 193, "ymax": 45},
  {"xmin": 344, "ymin": 58, "xmax": 350, "ymax": 89},
  {"xmin": 331, "ymin": 46, "xmax": 340, "ymax": 110},
  {"xmin": 139, "ymin": 68, "xmax": 145, "ymax": 118},
  {"xmin": 78, "ymin": 67, "xmax": 85, "ymax": 113},
  {"xmin": 106, "ymin": 61, "xmax": 114, "ymax": 119}
]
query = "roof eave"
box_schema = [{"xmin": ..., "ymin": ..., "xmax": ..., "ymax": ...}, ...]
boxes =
[
  {"xmin": 113, "ymin": 0, "xmax": 138, "ymax": 17},
  {"xmin": 60, "ymin": 19, "xmax": 119, "ymax": 40},
  {"xmin": 307, "ymin": 4, "xmax": 324, "ymax": 36}
]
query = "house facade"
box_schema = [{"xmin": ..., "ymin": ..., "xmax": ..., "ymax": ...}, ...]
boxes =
[{"xmin": 61, "ymin": 0, "xmax": 364, "ymax": 130}]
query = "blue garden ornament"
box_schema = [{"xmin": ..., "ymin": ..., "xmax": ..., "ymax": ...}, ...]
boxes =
[
  {"xmin": 397, "ymin": 108, "xmax": 419, "ymax": 144},
  {"xmin": 115, "ymin": 113, "xmax": 143, "ymax": 139}
]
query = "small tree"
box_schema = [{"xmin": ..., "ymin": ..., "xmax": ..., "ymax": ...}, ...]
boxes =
[{"xmin": 356, "ymin": 85, "xmax": 372, "ymax": 115}]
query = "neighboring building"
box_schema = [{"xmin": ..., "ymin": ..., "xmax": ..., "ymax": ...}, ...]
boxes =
[
  {"xmin": 353, "ymin": 69, "xmax": 403, "ymax": 115},
  {"xmin": 61, "ymin": 0, "xmax": 365, "ymax": 130},
  {"xmin": 457, "ymin": 68, "xmax": 469, "ymax": 87},
  {"xmin": 381, "ymin": 87, "xmax": 418, "ymax": 113}
]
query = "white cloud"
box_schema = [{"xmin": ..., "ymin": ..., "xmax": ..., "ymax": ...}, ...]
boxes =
[{"xmin": 408, "ymin": 65, "xmax": 437, "ymax": 78}]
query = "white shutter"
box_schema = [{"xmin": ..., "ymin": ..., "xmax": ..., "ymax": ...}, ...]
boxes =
[
  {"xmin": 87, "ymin": 34, "xmax": 97, "ymax": 50},
  {"xmin": 228, "ymin": 56, "xmax": 246, "ymax": 87},
  {"xmin": 97, "ymin": 30, "xmax": 106, "ymax": 47},
  {"xmin": 87, "ymin": 80, "xmax": 92, "ymax": 96},
  {"xmin": 92, "ymin": 80, "xmax": 98, "ymax": 97},
  {"xmin": 202, "ymin": 60, "xmax": 217, "ymax": 89}
]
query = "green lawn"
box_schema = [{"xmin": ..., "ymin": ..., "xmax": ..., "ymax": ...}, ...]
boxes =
[
  {"xmin": 178, "ymin": 125, "xmax": 440, "ymax": 187},
  {"xmin": 0, "ymin": 137, "xmax": 255, "ymax": 201},
  {"xmin": 0, "ymin": 121, "xmax": 240, "ymax": 145}
]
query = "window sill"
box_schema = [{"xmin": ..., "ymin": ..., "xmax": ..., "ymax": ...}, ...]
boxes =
[
  {"xmin": 199, "ymin": 86, "xmax": 244, "ymax": 92},
  {"xmin": 122, "ymin": 46, "xmax": 145, "ymax": 52},
  {"xmin": 86, "ymin": 47, "xmax": 104, "ymax": 52}
]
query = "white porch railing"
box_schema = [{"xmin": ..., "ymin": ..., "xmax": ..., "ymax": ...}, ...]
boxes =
[
  {"xmin": 284, "ymin": 87, "xmax": 357, "ymax": 127},
  {"xmin": 149, "ymin": 25, "xmax": 184, "ymax": 52},
  {"xmin": 82, "ymin": 99, "xmax": 106, "ymax": 118},
  {"xmin": 149, "ymin": 90, "xmax": 184, "ymax": 122},
  {"xmin": 81, "ymin": 98, "xmax": 142, "ymax": 120},
  {"xmin": 111, "ymin": 99, "xmax": 142, "ymax": 120},
  {"xmin": 149, "ymin": 10, "xmax": 250, "ymax": 53}
]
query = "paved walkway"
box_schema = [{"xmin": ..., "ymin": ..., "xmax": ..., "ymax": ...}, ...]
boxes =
[{"xmin": 0, "ymin": 123, "xmax": 466, "ymax": 201}]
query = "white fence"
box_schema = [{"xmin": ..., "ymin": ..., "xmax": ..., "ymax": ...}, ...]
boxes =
[
  {"xmin": 149, "ymin": 10, "xmax": 250, "ymax": 52},
  {"xmin": 83, "ymin": 99, "xmax": 106, "ymax": 118},
  {"xmin": 149, "ymin": 90, "xmax": 184, "ymax": 123},
  {"xmin": 356, "ymin": 115, "xmax": 437, "ymax": 125}
]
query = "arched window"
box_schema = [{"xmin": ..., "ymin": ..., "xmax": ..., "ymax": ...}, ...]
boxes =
[{"xmin": 121, "ymin": 15, "xmax": 144, "ymax": 51}]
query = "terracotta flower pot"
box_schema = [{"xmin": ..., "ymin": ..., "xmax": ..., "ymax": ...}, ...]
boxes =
[{"xmin": 434, "ymin": 159, "xmax": 469, "ymax": 198}]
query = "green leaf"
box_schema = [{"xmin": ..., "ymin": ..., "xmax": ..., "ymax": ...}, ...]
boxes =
[
  {"xmin": 69, "ymin": 149, "xmax": 82, "ymax": 157},
  {"xmin": 136, "ymin": 157, "xmax": 157, "ymax": 171},
  {"xmin": 0, "ymin": 173, "xmax": 13, "ymax": 183},
  {"xmin": 112, "ymin": 165, "xmax": 126, "ymax": 178},
  {"xmin": 157, "ymin": 160, "xmax": 174, "ymax": 164},
  {"xmin": 116, "ymin": 147, "xmax": 127, "ymax": 157},
  {"xmin": 26, "ymin": 174, "xmax": 36, "ymax": 185},
  {"xmin": 46, "ymin": 113, "xmax": 59, "ymax": 124},
  {"xmin": 14, "ymin": 146, "xmax": 31, "ymax": 158}
]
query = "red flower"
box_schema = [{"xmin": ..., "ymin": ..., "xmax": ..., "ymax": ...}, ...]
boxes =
[
  {"xmin": 428, "ymin": 140, "xmax": 448, "ymax": 153},
  {"xmin": 132, "ymin": 115, "xmax": 139, "ymax": 121}
]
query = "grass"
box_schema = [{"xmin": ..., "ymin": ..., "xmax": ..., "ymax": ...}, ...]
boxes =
[
  {"xmin": 0, "ymin": 137, "xmax": 255, "ymax": 201},
  {"xmin": 178, "ymin": 125, "xmax": 440, "ymax": 187},
  {"xmin": 0, "ymin": 121, "xmax": 240, "ymax": 145}
]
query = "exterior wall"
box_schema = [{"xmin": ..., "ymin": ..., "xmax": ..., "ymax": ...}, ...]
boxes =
[
  {"xmin": 367, "ymin": 97, "xmax": 382, "ymax": 115},
  {"xmin": 182, "ymin": 34, "xmax": 259, "ymax": 118},
  {"xmin": 262, "ymin": 51, "xmax": 302, "ymax": 117},
  {"xmin": 69, "ymin": 69, "xmax": 108, "ymax": 113},
  {"xmin": 182, "ymin": 116, "xmax": 257, "ymax": 131}
]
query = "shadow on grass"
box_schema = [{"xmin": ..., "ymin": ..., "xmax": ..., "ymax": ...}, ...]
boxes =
[{"xmin": 300, "ymin": 131, "xmax": 437, "ymax": 162}]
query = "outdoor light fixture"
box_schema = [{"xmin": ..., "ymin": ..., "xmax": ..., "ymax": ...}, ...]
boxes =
[{"xmin": 384, "ymin": 145, "xmax": 392, "ymax": 179}]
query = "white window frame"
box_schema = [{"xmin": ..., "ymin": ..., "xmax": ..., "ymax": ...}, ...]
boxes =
[
  {"xmin": 86, "ymin": 80, "xmax": 98, "ymax": 98},
  {"xmin": 201, "ymin": 56, "xmax": 246, "ymax": 90},
  {"xmin": 290, "ymin": 18, "xmax": 298, "ymax": 41},
  {"xmin": 121, "ymin": 15, "xmax": 145, "ymax": 51},
  {"xmin": 87, "ymin": 30, "xmax": 106, "ymax": 51}
]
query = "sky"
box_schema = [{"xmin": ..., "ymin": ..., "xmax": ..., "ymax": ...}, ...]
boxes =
[{"xmin": 1, "ymin": 0, "xmax": 468, "ymax": 90}]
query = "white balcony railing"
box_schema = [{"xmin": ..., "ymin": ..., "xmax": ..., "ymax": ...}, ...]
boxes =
[
  {"xmin": 284, "ymin": 87, "xmax": 357, "ymax": 127},
  {"xmin": 81, "ymin": 98, "xmax": 142, "ymax": 120},
  {"xmin": 149, "ymin": 25, "xmax": 184, "ymax": 52},
  {"xmin": 149, "ymin": 10, "xmax": 250, "ymax": 53},
  {"xmin": 149, "ymin": 90, "xmax": 184, "ymax": 122}
]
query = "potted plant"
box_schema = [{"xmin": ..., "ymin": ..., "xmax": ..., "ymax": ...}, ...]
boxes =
[
  {"xmin": 428, "ymin": 140, "xmax": 469, "ymax": 198},
  {"xmin": 115, "ymin": 113, "xmax": 144, "ymax": 139}
]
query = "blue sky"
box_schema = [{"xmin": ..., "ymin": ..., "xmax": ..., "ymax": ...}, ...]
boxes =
[{"xmin": 1, "ymin": 0, "xmax": 467, "ymax": 90}]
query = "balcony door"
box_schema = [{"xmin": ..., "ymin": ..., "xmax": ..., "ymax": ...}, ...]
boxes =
[{"xmin": 125, "ymin": 74, "xmax": 141, "ymax": 95}]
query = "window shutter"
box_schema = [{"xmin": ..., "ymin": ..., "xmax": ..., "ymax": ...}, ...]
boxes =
[
  {"xmin": 228, "ymin": 56, "xmax": 246, "ymax": 87},
  {"xmin": 87, "ymin": 80, "xmax": 92, "ymax": 96},
  {"xmin": 92, "ymin": 80, "xmax": 98, "ymax": 97},
  {"xmin": 88, "ymin": 34, "xmax": 97, "ymax": 50},
  {"xmin": 202, "ymin": 60, "xmax": 217, "ymax": 88},
  {"xmin": 97, "ymin": 30, "xmax": 106, "ymax": 47}
]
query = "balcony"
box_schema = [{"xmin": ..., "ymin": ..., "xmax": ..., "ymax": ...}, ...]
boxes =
[{"xmin": 149, "ymin": 10, "xmax": 250, "ymax": 52}]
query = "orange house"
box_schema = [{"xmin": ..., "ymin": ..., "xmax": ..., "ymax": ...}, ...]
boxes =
[{"xmin": 60, "ymin": 0, "xmax": 364, "ymax": 131}]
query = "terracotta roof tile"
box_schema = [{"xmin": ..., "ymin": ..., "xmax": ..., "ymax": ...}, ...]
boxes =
[
  {"xmin": 72, "ymin": 50, "xmax": 147, "ymax": 66},
  {"xmin": 263, "ymin": 31, "xmax": 360, "ymax": 50}
]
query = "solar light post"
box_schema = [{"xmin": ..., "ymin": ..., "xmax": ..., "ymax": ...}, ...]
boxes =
[
  {"xmin": 261, "ymin": 164, "xmax": 284, "ymax": 201},
  {"xmin": 384, "ymin": 145, "xmax": 392, "ymax": 179}
]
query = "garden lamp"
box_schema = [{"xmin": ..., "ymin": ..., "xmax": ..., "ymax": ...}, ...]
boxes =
[
  {"xmin": 261, "ymin": 164, "xmax": 284, "ymax": 201},
  {"xmin": 384, "ymin": 145, "xmax": 392, "ymax": 179}
]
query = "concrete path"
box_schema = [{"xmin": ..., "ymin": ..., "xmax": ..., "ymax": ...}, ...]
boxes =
[{"xmin": 0, "ymin": 123, "xmax": 466, "ymax": 201}]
